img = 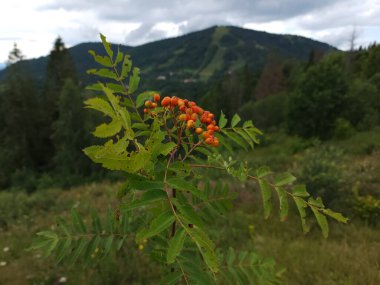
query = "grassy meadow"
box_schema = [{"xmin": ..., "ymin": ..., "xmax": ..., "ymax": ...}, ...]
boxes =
[{"xmin": 1, "ymin": 127, "xmax": 380, "ymax": 285}]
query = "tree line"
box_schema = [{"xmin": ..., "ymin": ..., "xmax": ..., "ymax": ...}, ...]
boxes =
[
  {"xmin": 0, "ymin": 38, "xmax": 105, "ymax": 191},
  {"xmin": 201, "ymin": 43, "xmax": 380, "ymax": 140},
  {"xmin": 1, "ymin": 38, "xmax": 379, "ymax": 191}
]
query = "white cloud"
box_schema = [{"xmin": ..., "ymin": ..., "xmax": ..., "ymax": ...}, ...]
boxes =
[
  {"xmin": 152, "ymin": 21, "xmax": 188, "ymax": 38},
  {"xmin": 0, "ymin": 0, "xmax": 379, "ymax": 63}
]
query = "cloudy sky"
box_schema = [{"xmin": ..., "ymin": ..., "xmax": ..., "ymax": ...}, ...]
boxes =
[{"xmin": 1, "ymin": 0, "xmax": 379, "ymax": 67}]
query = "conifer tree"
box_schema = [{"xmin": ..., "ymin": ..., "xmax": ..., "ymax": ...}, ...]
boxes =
[
  {"xmin": 40, "ymin": 37, "xmax": 79, "ymax": 169},
  {"xmin": 51, "ymin": 79, "xmax": 90, "ymax": 184},
  {"xmin": 6, "ymin": 43, "xmax": 24, "ymax": 66},
  {"xmin": 0, "ymin": 46, "xmax": 39, "ymax": 189}
]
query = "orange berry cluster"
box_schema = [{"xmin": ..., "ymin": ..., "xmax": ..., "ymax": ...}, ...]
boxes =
[
  {"xmin": 143, "ymin": 93, "xmax": 161, "ymax": 116},
  {"xmin": 159, "ymin": 95, "xmax": 220, "ymax": 147}
]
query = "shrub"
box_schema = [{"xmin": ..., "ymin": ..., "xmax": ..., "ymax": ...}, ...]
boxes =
[
  {"xmin": 29, "ymin": 34, "xmax": 347, "ymax": 284},
  {"xmin": 297, "ymin": 147, "xmax": 349, "ymax": 207}
]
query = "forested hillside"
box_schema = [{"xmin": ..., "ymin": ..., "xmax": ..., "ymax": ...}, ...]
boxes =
[{"xmin": 1, "ymin": 26, "xmax": 379, "ymax": 193}]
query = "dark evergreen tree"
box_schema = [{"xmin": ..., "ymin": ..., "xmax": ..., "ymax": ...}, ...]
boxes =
[
  {"xmin": 0, "ymin": 48, "xmax": 40, "ymax": 189},
  {"xmin": 201, "ymin": 66, "xmax": 257, "ymax": 118},
  {"xmin": 51, "ymin": 79, "xmax": 91, "ymax": 185},
  {"xmin": 40, "ymin": 36, "xmax": 79, "ymax": 169},
  {"xmin": 6, "ymin": 43, "xmax": 24, "ymax": 66}
]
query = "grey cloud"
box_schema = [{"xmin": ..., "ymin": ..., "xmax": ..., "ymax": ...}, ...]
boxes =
[
  {"xmin": 296, "ymin": 0, "xmax": 380, "ymax": 31},
  {"xmin": 37, "ymin": 0, "xmax": 378, "ymax": 49},
  {"xmin": 40, "ymin": 0, "xmax": 344, "ymax": 23}
]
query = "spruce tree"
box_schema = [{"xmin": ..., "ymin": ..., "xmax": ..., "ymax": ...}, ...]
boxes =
[
  {"xmin": 0, "ymin": 46, "xmax": 40, "ymax": 189},
  {"xmin": 40, "ymin": 37, "xmax": 78, "ymax": 169},
  {"xmin": 51, "ymin": 79, "xmax": 90, "ymax": 185}
]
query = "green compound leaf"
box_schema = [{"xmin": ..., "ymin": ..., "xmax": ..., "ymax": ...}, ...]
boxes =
[
  {"xmin": 71, "ymin": 208, "xmax": 87, "ymax": 234},
  {"xmin": 91, "ymin": 208, "xmax": 102, "ymax": 234},
  {"xmin": 167, "ymin": 228, "xmax": 186, "ymax": 264},
  {"xmin": 186, "ymin": 225, "xmax": 219, "ymax": 273},
  {"xmin": 293, "ymin": 196, "xmax": 310, "ymax": 233},
  {"xmin": 106, "ymin": 83, "xmax": 125, "ymax": 94},
  {"xmin": 292, "ymin": 184, "xmax": 310, "ymax": 197},
  {"xmin": 126, "ymin": 173, "xmax": 164, "ymax": 191},
  {"xmin": 136, "ymin": 211, "xmax": 175, "ymax": 243},
  {"xmin": 102, "ymin": 235, "xmax": 114, "ymax": 258},
  {"xmin": 231, "ymin": 114, "xmax": 241, "ymax": 127},
  {"xmin": 121, "ymin": 54, "xmax": 132, "ymax": 78},
  {"xmin": 274, "ymin": 172, "xmax": 296, "ymax": 187},
  {"xmin": 84, "ymin": 97, "xmax": 116, "ymax": 118},
  {"xmin": 322, "ymin": 208, "xmax": 349, "ymax": 223},
  {"xmin": 235, "ymin": 128, "xmax": 253, "ymax": 149},
  {"xmin": 92, "ymin": 119, "xmax": 122, "ymax": 138},
  {"xmin": 274, "ymin": 186, "xmax": 289, "ymax": 222},
  {"xmin": 88, "ymin": 50, "xmax": 113, "ymax": 67},
  {"xmin": 258, "ymin": 179, "xmax": 272, "ymax": 219},
  {"xmin": 56, "ymin": 217, "xmax": 70, "ymax": 237},
  {"xmin": 115, "ymin": 48, "xmax": 123, "ymax": 65},
  {"xmin": 100, "ymin": 33, "xmax": 113, "ymax": 59},
  {"xmin": 87, "ymin": 68, "xmax": 118, "ymax": 80},
  {"xmin": 256, "ymin": 166, "xmax": 272, "ymax": 178},
  {"xmin": 121, "ymin": 189, "xmax": 167, "ymax": 210},
  {"xmin": 128, "ymin": 67, "xmax": 140, "ymax": 94},
  {"xmin": 167, "ymin": 177, "xmax": 206, "ymax": 201},
  {"xmin": 310, "ymin": 206, "xmax": 329, "ymax": 238},
  {"xmin": 223, "ymin": 130, "xmax": 248, "ymax": 150},
  {"xmin": 219, "ymin": 110, "xmax": 228, "ymax": 129}
]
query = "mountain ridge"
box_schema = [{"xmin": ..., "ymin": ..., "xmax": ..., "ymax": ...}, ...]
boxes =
[{"xmin": 0, "ymin": 25, "xmax": 336, "ymax": 85}]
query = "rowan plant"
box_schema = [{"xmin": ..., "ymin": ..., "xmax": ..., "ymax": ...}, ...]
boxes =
[{"xmin": 30, "ymin": 34, "xmax": 348, "ymax": 284}]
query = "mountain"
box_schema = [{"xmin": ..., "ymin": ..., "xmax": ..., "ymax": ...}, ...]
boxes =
[{"xmin": 0, "ymin": 26, "xmax": 335, "ymax": 87}]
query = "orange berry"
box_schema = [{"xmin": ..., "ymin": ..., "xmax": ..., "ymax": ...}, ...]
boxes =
[
  {"xmin": 153, "ymin": 93, "xmax": 160, "ymax": 102},
  {"xmin": 195, "ymin": 127, "xmax": 203, "ymax": 134},
  {"xmin": 212, "ymin": 120, "xmax": 217, "ymax": 125},
  {"xmin": 212, "ymin": 138, "xmax": 219, "ymax": 147},
  {"xmin": 191, "ymin": 113, "xmax": 198, "ymax": 121},
  {"xmin": 192, "ymin": 106, "xmax": 203, "ymax": 115},
  {"xmin": 171, "ymin": 96, "xmax": 178, "ymax": 106},
  {"xmin": 213, "ymin": 125, "xmax": 220, "ymax": 132},
  {"xmin": 179, "ymin": 105, "xmax": 187, "ymax": 112},
  {"xmin": 207, "ymin": 124, "xmax": 214, "ymax": 131},
  {"xmin": 143, "ymin": 108, "xmax": 149, "ymax": 114},
  {"xmin": 187, "ymin": 120, "xmax": 195, "ymax": 129},
  {"xmin": 161, "ymin": 96, "xmax": 171, "ymax": 107},
  {"xmin": 178, "ymin": 114, "xmax": 187, "ymax": 121},
  {"xmin": 151, "ymin": 102, "xmax": 157, "ymax": 108},
  {"xmin": 202, "ymin": 131, "xmax": 210, "ymax": 139},
  {"xmin": 208, "ymin": 113, "xmax": 214, "ymax": 119},
  {"xmin": 205, "ymin": 137, "xmax": 213, "ymax": 145},
  {"xmin": 191, "ymin": 106, "xmax": 199, "ymax": 113},
  {"xmin": 178, "ymin": 99, "xmax": 185, "ymax": 106},
  {"xmin": 145, "ymin": 100, "xmax": 152, "ymax": 108},
  {"xmin": 205, "ymin": 118, "xmax": 212, "ymax": 124}
]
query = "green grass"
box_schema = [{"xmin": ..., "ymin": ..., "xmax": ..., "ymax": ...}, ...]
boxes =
[
  {"xmin": 1, "ymin": 180, "xmax": 379, "ymax": 284},
  {"xmin": 1, "ymin": 127, "xmax": 380, "ymax": 284},
  {"xmin": 330, "ymin": 126, "xmax": 380, "ymax": 155}
]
